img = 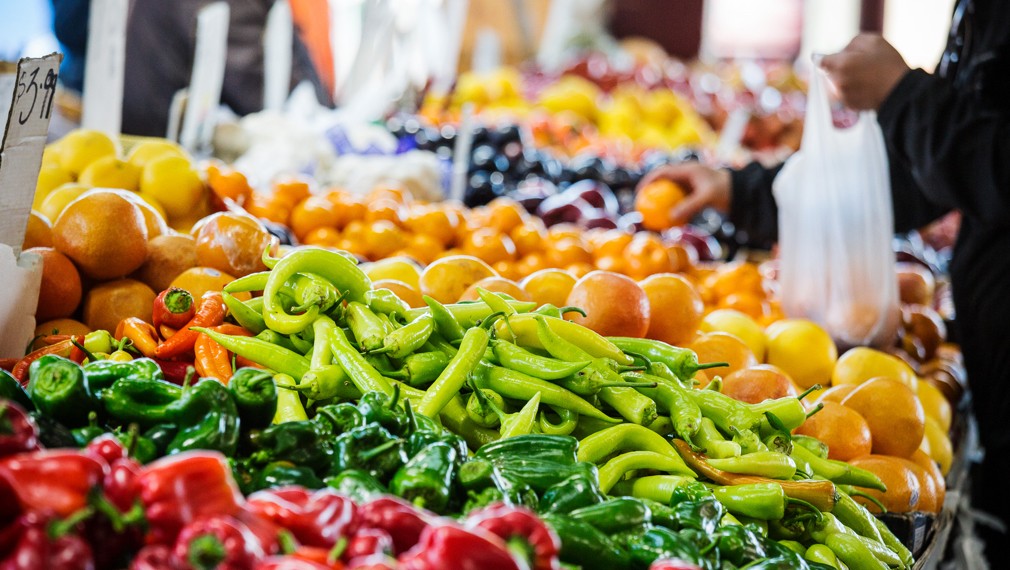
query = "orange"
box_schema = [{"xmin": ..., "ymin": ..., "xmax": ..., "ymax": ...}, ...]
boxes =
[
  {"xmin": 666, "ymin": 243, "xmax": 695, "ymax": 273},
  {"xmin": 23, "ymin": 211, "xmax": 53, "ymax": 250},
  {"xmin": 52, "ymin": 190, "xmax": 149, "ymax": 280},
  {"xmin": 290, "ymin": 196, "xmax": 341, "ymax": 240},
  {"xmin": 520, "ymin": 269, "xmax": 577, "ymax": 308},
  {"xmin": 27, "ymin": 247, "xmax": 82, "ymax": 322},
  {"xmin": 594, "ymin": 254, "xmax": 626, "ymax": 275},
  {"xmin": 814, "ymin": 384, "xmax": 857, "ymax": 405},
  {"xmin": 245, "ymin": 193, "xmax": 291, "ymax": 226},
  {"xmin": 640, "ymin": 273, "xmax": 703, "ymax": 346},
  {"xmin": 404, "ymin": 206, "xmax": 459, "ymax": 247},
  {"xmin": 764, "ymin": 319, "xmax": 838, "ymax": 389},
  {"xmin": 83, "ymin": 279, "xmax": 156, "ymax": 334},
  {"xmin": 134, "ymin": 234, "xmax": 199, "ymax": 293},
  {"xmin": 419, "ymin": 255, "xmax": 497, "ymax": 304},
  {"xmin": 485, "ymin": 198, "xmax": 527, "ymax": 234},
  {"xmin": 365, "ymin": 199, "xmax": 404, "ymax": 225},
  {"xmin": 566, "ymin": 271, "xmax": 650, "ymax": 338},
  {"xmin": 35, "ymin": 318, "xmax": 91, "ymax": 339},
  {"xmin": 721, "ymin": 364, "xmax": 798, "ymax": 405},
  {"xmin": 366, "ymin": 183, "xmax": 411, "ymax": 204},
  {"xmin": 363, "ymin": 257, "xmax": 423, "ymax": 289},
  {"xmin": 462, "ymin": 228, "xmax": 516, "ymax": 265},
  {"xmin": 205, "ymin": 162, "xmax": 252, "ymax": 206},
  {"xmin": 372, "ymin": 279, "xmax": 425, "ymax": 308},
  {"xmin": 546, "ymin": 224, "xmax": 582, "ymax": 241},
  {"xmin": 688, "ymin": 332, "xmax": 759, "ymax": 379},
  {"xmin": 548, "ymin": 238, "xmax": 593, "ymax": 268},
  {"xmin": 510, "ymin": 221, "xmax": 547, "ymax": 257},
  {"xmin": 910, "ymin": 449, "xmax": 946, "ymax": 511},
  {"xmin": 848, "ymin": 455, "xmax": 922, "ymax": 513},
  {"xmin": 916, "ymin": 378, "xmax": 953, "ymax": 432},
  {"xmin": 82, "ymin": 188, "xmax": 168, "ymax": 240},
  {"xmin": 831, "ymin": 346, "xmax": 917, "ymax": 389},
  {"xmin": 513, "ymin": 253, "xmax": 548, "ymax": 278},
  {"xmin": 303, "ymin": 227, "xmax": 341, "ymax": 247},
  {"xmin": 841, "ymin": 377, "xmax": 926, "ymax": 458},
  {"xmin": 589, "ymin": 229, "xmax": 633, "ymax": 259},
  {"xmin": 170, "ymin": 267, "xmax": 239, "ymax": 300},
  {"xmin": 193, "ymin": 212, "xmax": 276, "ymax": 277},
  {"xmin": 624, "ymin": 234, "xmax": 675, "ymax": 279},
  {"xmin": 405, "ymin": 234, "xmax": 443, "ymax": 265},
  {"xmin": 717, "ymin": 292, "xmax": 766, "ymax": 320},
  {"xmin": 635, "ymin": 178, "xmax": 686, "ymax": 231},
  {"xmin": 272, "ymin": 177, "xmax": 312, "ymax": 207},
  {"xmin": 794, "ymin": 401, "xmax": 872, "ymax": 461},
  {"xmin": 363, "ymin": 221, "xmax": 407, "ymax": 260},
  {"xmin": 459, "ymin": 277, "xmax": 531, "ymax": 303},
  {"xmin": 493, "ymin": 261, "xmax": 520, "ymax": 281},
  {"xmin": 705, "ymin": 262, "xmax": 765, "ymax": 299},
  {"xmin": 901, "ymin": 458, "xmax": 941, "ymax": 514}
]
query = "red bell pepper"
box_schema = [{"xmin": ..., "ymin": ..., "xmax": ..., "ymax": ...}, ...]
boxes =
[
  {"xmin": 341, "ymin": 528, "xmax": 393, "ymax": 562},
  {"xmin": 153, "ymin": 288, "xmax": 196, "ymax": 330},
  {"xmin": 397, "ymin": 524, "xmax": 523, "ymax": 570},
  {"xmin": 138, "ymin": 451, "xmax": 243, "ymax": 545},
  {"xmin": 103, "ymin": 457, "xmax": 143, "ymax": 515},
  {"xmin": 155, "ymin": 292, "xmax": 226, "ymax": 360},
  {"xmin": 246, "ymin": 487, "xmax": 357, "ymax": 549},
  {"xmin": 345, "ymin": 554, "xmax": 396, "ymax": 570},
  {"xmin": 130, "ymin": 544, "xmax": 177, "ymax": 570},
  {"xmin": 465, "ymin": 503, "xmax": 560, "ymax": 570},
  {"xmin": 354, "ymin": 497, "xmax": 432, "ymax": 555},
  {"xmin": 0, "ymin": 401, "xmax": 40, "ymax": 459},
  {"xmin": 255, "ymin": 556, "xmax": 333, "ymax": 569},
  {"xmin": 174, "ymin": 515, "xmax": 266, "ymax": 570},
  {"xmin": 0, "ymin": 511, "xmax": 95, "ymax": 570},
  {"xmin": 152, "ymin": 358, "xmax": 196, "ymax": 385},
  {"xmin": 0, "ymin": 451, "xmax": 106, "ymax": 518},
  {"xmin": 649, "ymin": 560, "xmax": 703, "ymax": 570},
  {"xmin": 85, "ymin": 433, "xmax": 126, "ymax": 464}
]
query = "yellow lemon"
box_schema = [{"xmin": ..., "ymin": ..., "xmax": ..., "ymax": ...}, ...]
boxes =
[
  {"xmin": 140, "ymin": 155, "xmax": 205, "ymax": 219},
  {"xmin": 923, "ymin": 416, "xmax": 953, "ymax": 475},
  {"xmin": 41, "ymin": 144, "xmax": 63, "ymax": 169},
  {"xmin": 363, "ymin": 256, "xmax": 423, "ymax": 289},
  {"xmin": 126, "ymin": 139, "xmax": 189, "ymax": 170},
  {"xmin": 57, "ymin": 129, "xmax": 118, "ymax": 177},
  {"xmin": 33, "ymin": 164, "xmax": 74, "ymax": 208},
  {"xmin": 78, "ymin": 156, "xmax": 141, "ymax": 190},
  {"xmin": 917, "ymin": 379, "xmax": 953, "ymax": 432},
  {"xmin": 700, "ymin": 309, "xmax": 766, "ymax": 362},
  {"xmin": 831, "ymin": 346, "xmax": 917, "ymax": 390},
  {"xmin": 764, "ymin": 318, "xmax": 838, "ymax": 389},
  {"xmin": 38, "ymin": 182, "xmax": 90, "ymax": 222}
]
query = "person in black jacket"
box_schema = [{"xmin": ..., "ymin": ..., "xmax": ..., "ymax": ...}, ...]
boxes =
[{"xmin": 641, "ymin": 0, "xmax": 1010, "ymax": 558}]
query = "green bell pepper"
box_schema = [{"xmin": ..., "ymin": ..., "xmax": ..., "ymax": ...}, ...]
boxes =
[
  {"xmin": 229, "ymin": 368, "xmax": 278, "ymax": 429},
  {"xmin": 27, "ymin": 355, "xmax": 93, "ymax": 427},
  {"xmin": 102, "ymin": 376, "xmax": 183, "ymax": 428},
  {"xmin": 166, "ymin": 378, "xmax": 239, "ymax": 456},
  {"xmin": 569, "ymin": 497, "xmax": 652, "ymax": 533},
  {"xmin": 325, "ymin": 469, "xmax": 387, "ymax": 503},
  {"xmin": 256, "ymin": 461, "xmax": 324, "ymax": 490},
  {"xmin": 389, "ymin": 441, "xmax": 457, "ymax": 513},
  {"xmin": 1, "ymin": 369, "xmax": 34, "ymax": 410},
  {"xmin": 538, "ymin": 471, "xmax": 605, "ymax": 514}
]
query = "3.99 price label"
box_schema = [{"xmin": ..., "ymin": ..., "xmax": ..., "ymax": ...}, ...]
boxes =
[{"xmin": 14, "ymin": 65, "xmax": 58, "ymax": 126}]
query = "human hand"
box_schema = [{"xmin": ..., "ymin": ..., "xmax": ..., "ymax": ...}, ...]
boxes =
[
  {"xmin": 636, "ymin": 162, "xmax": 732, "ymax": 226},
  {"xmin": 820, "ymin": 34, "xmax": 910, "ymax": 111}
]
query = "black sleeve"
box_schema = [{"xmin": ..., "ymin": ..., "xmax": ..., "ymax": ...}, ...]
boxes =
[
  {"xmin": 878, "ymin": 68, "xmax": 1010, "ymax": 227},
  {"xmin": 727, "ymin": 161, "xmax": 783, "ymax": 250}
]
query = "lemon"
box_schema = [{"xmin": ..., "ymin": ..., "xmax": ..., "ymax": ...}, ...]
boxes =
[
  {"xmin": 831, "ymin": 346, "xmax": 917, "ymax": 390},
  {"xmin": 34, "ymin": 164, "xmax": 74, "ymax": 209},
  {"xmin": 38, "ymin": 182, "xmax": 91, "ymax": 222},
  {"xmin": 764, "ymin": 318, "xmax": 838, "ymax": 389},
  {"xmin": 126, "ymin": 139, "xmax": 189, "ymax": 170},
  {"xmin": 41, "ymin": 144, "xmax": 63, "ymax": 169},
  {"xmin": 923, "ymin": 416, "xmax": 953, "ymax": 475},
  {"xmin": 140, "ymin": 155, "xmax": 205, "ymax": 219},
  {"xmin": 700, "ymin": 309, "xmax": 766, "ymax": 361},
  {"xmin": 363, "ymin": 256, "xmax": 423, "ymax": 289},
  {"xmin": 78, "ymin": 156, "xmax": 141, "ymax": 190},
  {"xmin": 917, "ymin": 379, "xmax": 953, "ymax": 432},
  {"xmin": 57, "ymin": 129, "xmax": 118, "ymax": 177}
]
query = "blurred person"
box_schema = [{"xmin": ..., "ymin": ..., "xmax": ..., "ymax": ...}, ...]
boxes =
[
  {"xmin": 640, "ymin": 0, "xmax": 1010, "ymax": 559},
  {"xmin": 51, "ymin": 0, "xmax": 333, "ymax": 136}
]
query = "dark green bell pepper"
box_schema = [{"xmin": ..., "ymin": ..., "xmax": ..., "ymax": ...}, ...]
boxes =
[
  {"xmin": 0, "ymin": 369, "xmax": 33, "ymax": 410},
  {"xmin": 713, "ymin": 524, "xmax": 767, "ymax": 567},
  {"xmin": 475, "ymin": 433, "xmax": 578, "ymax": 465},
  {"xmin": 229, "ymin": 368, "xmax": 277, "ymax": 429},
  {"xmin": 143, "ymin": 423, "xmax": 178, "ymax": 457},
  {"xmin": 83, "ymin": 357, "xmax": 163, "ymax": 397},
  {"xmin": 389, "ymin": 441, "xmax": 457, "ymax": 514},
  {"xmin": 27, "ymin": 355, "xmax": 92, "ymax": 427},
  {"xmin": 324, "ymin": 469, "xmax": 387, "ymax": 503},
  {"xmin": 314, "ymin": 402, "xmax": 366, "ymax": 434},
  {"xmin": 256, "ymin": 461, "xmax": 324, "ymax": 490},
  {"xmin": 624, "ymin": 526, "xmax": 704, "ymax": 568},
  {"xmin": 166, "ymin": 378, "xmax": 239, "ymax": 456},
  {"xmin": 250, "ymin": 420, "xmax": 333, "ymax": 473},
  {"xmin": 667, "ymin": 481, "xmax": 726, "ymax": 535},
  {"xmin": 542, "ymin": 513, "xmax": 632, "ymax": 570},
  {"xmin": 28, "ymin": 411, "xmax": 76, "ymax": 448},
  {"xmin": 115, "ymin": 429, "xmax": 158, "ymax": 464},
  {"xmin": 330, "ymin": 423, "xmax": 408, "ymax": 483},
  {"xmin": 102, "ymin": 377, "xmax": 183, "ymax": 428},
  {"xmin": 538, "ymin": 472, "xmax": 605, "ymax": 514},
  {"xmin": 491, "ymin": 458, "xmax": 599, "ymax": 494},
  {"xmin": 356, "ymin": 389, "xmax": 409, "ymax": 436}
]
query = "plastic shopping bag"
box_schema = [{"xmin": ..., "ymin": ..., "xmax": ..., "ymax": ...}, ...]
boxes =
[{"xmin": 772, "ymin": 70, "xmax": 899, "ymax": 348}]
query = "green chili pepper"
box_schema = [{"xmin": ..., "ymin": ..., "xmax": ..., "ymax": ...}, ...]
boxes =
[
  {"xmin": 708, "ymin": 451, "xmax": 797, "ymax": 480},
  {"xmin": 646, "ymin": 415, "xmax": 674, "ymax": 436},
  {"xmin": 869, "ymin": 511, "xmax": 913, "ymax": 567},
  {"xmin": 295, "ymin": 365, "xmax": 360, "ymax": 401},
  {"xmin": 646, "ymin": 361, "xmax": 693, "ymax": 389},
  {"xmin": 166, "ymin": 378, "xmax": 239, "ymax": 455},
  {"xmin": 272, "ymin": 373, "xmax": 308, "ymax": 423},
  {"xmin": 0, "ymin": 369, "xmax": 33, "ymax": 410},
  {"xmin": 538, "ymin": 406, "xmax": 578, "ymax": 435},
  {"xmin": 623, "ymin": 371, "xmax": 702, "ymax": 443},
  {"xmin": 711, "ymin": 483, "xmax": 789, "ymax": 520},
  {"xmin": 539, "ymin": 471, "xmax": 606, "ymax": 513},
  {"xmin": 808, "ymin": 514, "xmax": 903, "ymax": 568},
  {"xmin": 542, "ymin": 514, "xmax": 633, "ymax": 570},
  {"xmin": 422, "ymin": 295, "xmax": 466, "ymax": 343},
  {"xmin": 790, "ymin": 445, "xmax": 887, "ymax": 492},
  {"xmin": 777, "ymin": 540, "xmax": 807, "ymax": 556},
  {"xmin": 465, "ymin": 388, "xmax": 506, "ymax": 428},
  {"xmin": 570, "ymin": 498, "xmax": 652, "ymax": 533},
  {"xmin": 753, "ymin": 396, "xmax": 810, "ymax": 433},
  {"xmin": 475, "ymin": 364, "xmax": 620, "ymax": 423},
  {"xmin": 598, "ymin": 451, "xmax": 697, "ymax": 493},
  {"xmin": 325, "ymin": 469, "xmax": 387, "ymax": 503},
  {"xmin": 416, "ymin": 325, "xmax": 490, "ymax": 418},
  {"xmin": 368, "ymin": 314, "xmax": 434, "ymax": 359},
  {"xmin": 389, "ymin": 441, "xmax": 456, "ymax": 513},
  {"xmin": 228, "ymin": 368, "xmax": 277, "ymax": 429},
  {"xmin": 224, "ymin": 270, "xmax": 270, "ymax": 293},
  {"xmin": 825, "ymin": 533, "xmax": 888, "ymax": 570},
  {"xmin": 576, "ymin": 423, "xmax": 681, "ymax": 464},
  {"xmin": 252, "ymin": 329, "xmax": 296, "ymax": 353},
  {"xmin": 805, "ymin": 544, "xmax": 842, "ymax": 569},
  {"xmin": 324, "ymin": 324, "xmax": 394, "ymax": 397},
  {"xmin": 685, "ymin": 388, "xmax": 764, "ymax": 434},
  {"xmin": 262, "ymin": 248, "xmax": 371, "ymax": 334},
  {"xmin": 731, "ymin": 426, "xmax": 769, "ymax": 455},
  {"xmin": 405, "ymin": 299, "xmax": 537, "ymax": 326},
  {"xmin": 384, "ymin": 351, "xmax": 450, "ymax": 388},
  {"xmin": 102, "ymin": 376, "xmax": 183, "ymax": 428},
  {"xmin": 793, "ymin": 434, "xmax": 830, "ymax": 459},
  {"xmin": 345, "ymin": 302, "xmax": 385, "ymax": 351},
  {"xmin": 391, "ymin": 380, "xmax": 500, "ymax": 451},
  {"xmin": 532, "ymin": 304, "xmax": 562, "ymax": 318},
  {"xmin": 476, "ymin": 433, "xmax": 578, "ymax": 465},
  {"xmin": 222, "ymin": 291, "xmax": 266, "ymax": 334},
  {"xmin": 491, "ymin": 339, "xmax": 591, "ymax": 380},
  {"xmin": 27, "ymin": 355, "xmax": 93, "ymax": 427},
  {"xmin": 609, "ymin": 337, "xmax": 727, "ymax": 381},
  {"xmin": 611, "ymin": 475, "xmax": 693, "ymax": 504},
  {"xmin": 192, "ymin": 327, "xmax": 311, "ymax": 380},
  {"xmin": 495, "ymin": 314, "xmax": 634, "ymax": 365},
  {"xmin": 694, "ymin": 417, "xmax": 742, "ymax": 458},
  {"xmin": 365, "ymin": 288, "xmax": 410, "ymax": 321}
]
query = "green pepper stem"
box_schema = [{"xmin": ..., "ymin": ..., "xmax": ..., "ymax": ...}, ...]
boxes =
[
  {"xmin": 785, "ymin": 497, "xmax": 823, "ymax": 522},
  {"xmin": 47, "ymin": 506, "xmax": 95, "ymax": 539},
  {"xmin": 71, "ymin": 338, "xmax": 98, "ymax": 363},
  {"xmin": 163, "ymin": 288, "xmax": 195, "ymax": 314},
  {"xmin": 622, "ymin": 350, "xmax": 652, "ymax": 367},
  {"xmin": 695, "ymin": 361, "xmax": 730, "ymax": 370},
  {"xmin": 358, "ymin": 437, "xmax": 403, "ymax": 461},
  {"xmin": 558, "ymin": 306, "xmax": 587, "ymax": 317},
  {"xmin": 805, "ymin": 403, "xmax": 825, "ymax": 419},
  {"xmin": 796, "ymin": 384, "xmax": 823, "ymax": 401},
  {"xmin": 846, "ymin": 489, "xmax": 888, "ymax": 513}
]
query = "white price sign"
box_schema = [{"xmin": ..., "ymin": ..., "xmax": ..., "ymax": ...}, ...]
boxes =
[{"xmin": 0, "ymin": 53, "xmax": 61, "ymax": 254}]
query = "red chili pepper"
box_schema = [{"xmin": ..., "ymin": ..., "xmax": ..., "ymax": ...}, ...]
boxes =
[
  {"xmin": 0, "ymin": 401, "xmax": 40, "ymax": 459},
  {"xmin": 649, "ymin": 560, "xmax": 703, "ymax": 570},
  {"xmin": 0, "ymin": 451, "xmax": 106, "ymax": 518},
  {"xmin": 465, "ymin": 503, "xmax": 561, "ymax": 570},
  {"xmin": 355, "ymin": 497, "xmax": 432, "ymax": 555},
  {"xmin": 254, "ymin": 556, "xmax": 332, "ymax": 569},
  {"xmin": 246, "ymin": 488, "xmax": 357, "ymax": 549},
  {"xmin": 12, "ymin": 336, "xmax": 83, "ymax": 385},
  {"xmin": 0, "ymin": 511, "xmax": 95, "ymax": 570},
  {"xmin": 342, "ymin": 528, "xmax": 393, "ymax": 562},
  {"xmin": 174, "ymin": 515, "xmax": 266, "ymax": 570},
  {"xmin": 153, "ymin": 288, "xmax": 197, "ymax": 330},
  {"xmin": 130, "ymin": 544, "xmax": 178, "ymax": 570},
  {"xmin": 397, "ymin": 524, "xmax": 523, "ymax": 570},
  {"xmin": 0, "ymin": 359, "xmax": 18, "ymax": 372},
  {"xmin": 155, "ymin": 292, "xmax": 227, "ymax": 360},
  {"xmin": 116, "ymin": 319, "xmax": 161, "ymax": 359},
  {"xmin": 138, "ymin": 451, "xmax": 243, "ymax": 545}
]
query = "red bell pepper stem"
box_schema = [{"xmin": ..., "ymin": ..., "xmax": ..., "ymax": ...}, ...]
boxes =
[
  {"xmin": 465, "ymin": 504, "xmax": 561, "ymax": 570},
  {"xmin": 12, "ymin": 336, "xmax": 82, "ymax": 385},
  {"xmin": 0, "ymin": 451, "xmax": 106, "ymax": 518},
  {"xmin": 153, "ymin": 288, "xmax": 196, "ymax": 330},
  {"xmin": 0, "ymin": 401, "xmax": 40, "ymax": 459},
  {"xmin": 155, "ymin": 292, "xmax": 227, "ymax": 359},
  {"xmin": 138, "ymin": 451, "xmax": 243, "ymax": 545},
  {"xmin": 174, "ymin": 515, "xmax": 266, "ymax": 570},
  {"xmin": 397, "ymin": 524, "xmax": 523, "ymax": 570}
]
